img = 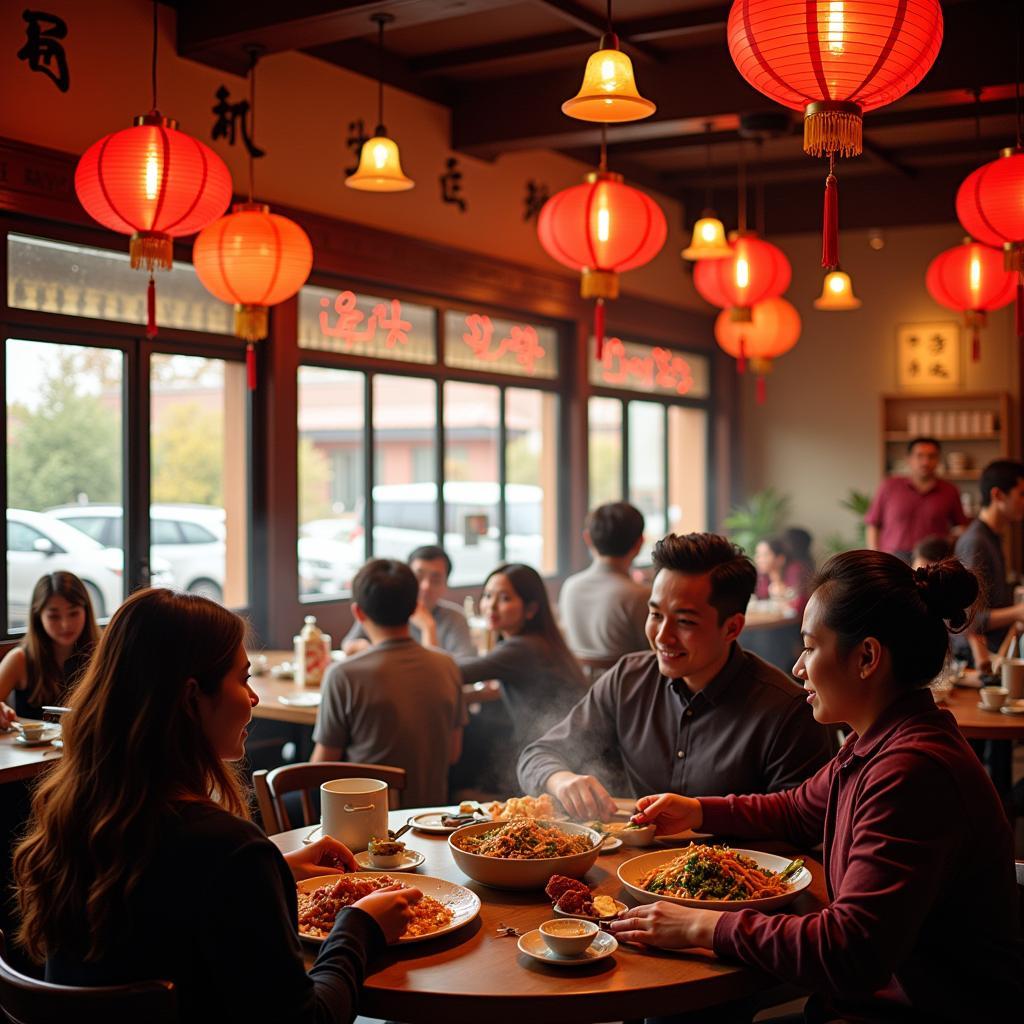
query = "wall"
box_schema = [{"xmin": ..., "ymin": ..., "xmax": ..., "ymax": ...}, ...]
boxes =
[
  {"xmin": 739, "ymin": 221, "xmax": 1018, "ymax": 550},
  {"xmin": 0, "ymin": 0, "xmax": 702, "ymax": 314}
]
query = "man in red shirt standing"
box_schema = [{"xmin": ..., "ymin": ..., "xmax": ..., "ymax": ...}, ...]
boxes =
[{"xmin": 864, "ymin": 437, "xmax": 967, "ymax": 562}]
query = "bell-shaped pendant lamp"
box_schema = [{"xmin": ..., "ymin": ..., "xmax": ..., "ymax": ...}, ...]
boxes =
[
  {"xmin": 683, "ymin": 123, "xmax": 732, "ymax": 261},
  {"xmin": 562, "ymin": 2, "xmax": 655, "ymax": 123},
  {"xmin": 346, "ymin": 14, "xmax": 414, "ymax": 192},
  {"xmin": 814, "ymin": 269, "xmax": 862, "ymax": 310}
]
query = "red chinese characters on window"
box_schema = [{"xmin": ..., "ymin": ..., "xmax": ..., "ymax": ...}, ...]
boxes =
[
  {"xmin": 461, "ymin": 314, "xmax": 546, "ymax": 375},
  {"xmin": 318, "ymin": 291, "xmax": 412, "ymax": 349},
  {"xmin": 599, "ymin": 338, "xmax": 694, "ymax": 395}
]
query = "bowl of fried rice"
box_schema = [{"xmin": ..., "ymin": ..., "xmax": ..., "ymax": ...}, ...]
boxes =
[{"xmin": 448, "ymin": 817, "xmax": 602, "ymax": 889}]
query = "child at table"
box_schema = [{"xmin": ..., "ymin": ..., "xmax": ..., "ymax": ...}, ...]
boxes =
[
  {"xmin": 614, "ymin": 551, "xmax": 1023, "ymax": 1023},
  {"xmin": 0, "ymin": 571, "xmax": 98, "ymax": 727},
  {"xmin": 13, "ymin": 588, "xmax": 420, "ymax": 1023}
]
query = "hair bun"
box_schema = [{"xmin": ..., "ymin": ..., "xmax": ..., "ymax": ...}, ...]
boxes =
[{"xmin": 913, "ymin": 559, "xmax": 979, "ymax": 631}]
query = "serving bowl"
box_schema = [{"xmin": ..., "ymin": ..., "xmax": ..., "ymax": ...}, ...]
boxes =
[{"xmin": 448, "ymin": 819, "xmax": 601, "ymax": 890}]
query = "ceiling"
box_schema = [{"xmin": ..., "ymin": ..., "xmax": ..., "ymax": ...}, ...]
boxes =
[{"xmin": 172, "ymin": 0, "xmax": 1023, "ymax": 234}]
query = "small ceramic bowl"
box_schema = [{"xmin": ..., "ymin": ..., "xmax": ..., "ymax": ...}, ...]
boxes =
[
  {"xmin": 617, "ymin": 823, "xmax": 656, "ymax": 846},
  {"xmin": 17, "ymin": 724, "xmax": 46, "ymax": 742},
  {"xmin": 538, "ymin": 918, "xmax": 599, "ymax": 956},
  {"xmin": 366, "ymin": 839, "xmax": 406, "ymax": 868}
]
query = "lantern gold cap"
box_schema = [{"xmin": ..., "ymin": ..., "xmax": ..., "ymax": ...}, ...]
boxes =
[
  {"xmin": 345, "ymin": 133, "xmax": 414, "ymax": 192},
  {"xmin": 682, "ymin": 214, "xmax": 732, "ymax": 261},
  {"xmin": 562, "ymin": 42, "xmax": 656, "ymax": 124},
  {"xmin": 133, "ymin": 112, "xmax": 178, "ymax": 130},
  {"xmin": 814, "ymin": 269, "xmax": 862, "ymax": 310}
]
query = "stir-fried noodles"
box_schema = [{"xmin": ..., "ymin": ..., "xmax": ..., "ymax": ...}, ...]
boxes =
[
  {"xmin": 638, "ymin": 845, "xmax": 792, "ymax": 901},
  {"xmin": 455, "ymin": 818, "xmax": 594, "ymax": 859}
]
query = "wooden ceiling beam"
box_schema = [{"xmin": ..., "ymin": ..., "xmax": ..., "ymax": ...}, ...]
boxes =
[{"xmin": 531, "ymin": 0, "xmax": 663, "ymax": 61}]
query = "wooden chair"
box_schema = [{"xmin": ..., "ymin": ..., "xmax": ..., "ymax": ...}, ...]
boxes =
[
  {"xmin": 575, "ymin": 654, "xmax": 618, "ymax": 685},
  {"xmin": 0, "ymin": 932, "xmax": 175, "ymax": 1024},
  {"xmin": 253, "ymin": 762, "xmax": 407, "ymax": 833}
]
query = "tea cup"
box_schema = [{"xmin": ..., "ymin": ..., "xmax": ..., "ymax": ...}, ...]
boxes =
[
  {"xmin": 18, "ymin": 723, "xmax": 46, "ymax": 742},
  {"xmin": 539, "ymin": 918, "xmax": 598, "ymax": 956},
  {"xmin": 979, "ymin": 686, "xmax": 1009, "ymax": 710}
]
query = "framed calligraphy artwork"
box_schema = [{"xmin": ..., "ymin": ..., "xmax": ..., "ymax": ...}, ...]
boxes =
[{"xmin": 896, "ymin": 322, "xmax": 959, "ymax": 391}]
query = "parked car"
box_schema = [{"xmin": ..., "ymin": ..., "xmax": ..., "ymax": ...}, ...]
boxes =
[
  {"xmin": 7, "ymin": 508, "xmax": 174, "ymax": 627},
  {"xmin": 47, "ymin": 503, "xmax": 224, "ymax": 601}
]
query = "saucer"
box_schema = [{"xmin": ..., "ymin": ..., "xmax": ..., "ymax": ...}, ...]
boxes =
[
  {"xmin": 977, "ymin": 702, "xmax": 1008, "ymax": 712},
  {"xmin": 354, "ymin": 849, "xmax": 425, "ymax": 871},
  {"xmin": 553, "ymin": 898, "xmax": 627, "ymax": 921},
  {"xmin": 517, "ymin": 928, "xmax": 617, "ymax": 966},
  {"xmin": 1000, "ymin": 701, "xmax": 1024, "ymax": 716},
  {"xmin": 277, "ymin": 692, "xmax": 321, "ymax": 707},
  {"xmin": 14, "ymin": 731, "xmax": 59, "ymax": 747},
  {"xmin": 598, "ymin": 835, "xmax": 622, "ymax": 854}
]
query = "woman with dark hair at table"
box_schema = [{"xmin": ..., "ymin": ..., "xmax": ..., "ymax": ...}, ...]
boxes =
[
  {"xmin": 13, "ymin": 588, "xmax": 419, "ymax": 1023},
  {"xmin": 615, "ymin": 551, "xmax": 1022, "ymax": 1023}
]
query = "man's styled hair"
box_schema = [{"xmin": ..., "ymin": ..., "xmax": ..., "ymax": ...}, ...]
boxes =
[
  {"xmin": 352, "ymin": 559, "xmax": 419, "ymax": 626},
  {"xmin": 651, "ymin": 532, "xmax": 757, "ymax": 623},
  {"xmin": 907, "ymin": 436, "xmax": 941, "ymax": 453},
  {"xmin": 978, "ymin": 459, "xmax": 1024, "ymax": 508},
  {"xmin": 407, "ymin": 545, "xmax": 452, "ymax": 576},
  {"xmin": 585, "ymin": 502, "xmax": 645, "ymax": 557}
]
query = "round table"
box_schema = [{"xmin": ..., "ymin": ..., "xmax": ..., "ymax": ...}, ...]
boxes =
[
  {"xmin": 943, "ymin": 686, "xmax": 1024, "ymax": 740},
  {"xmin": 272, "ymin": 809, "xmax": 826, "ymax": 1023}
]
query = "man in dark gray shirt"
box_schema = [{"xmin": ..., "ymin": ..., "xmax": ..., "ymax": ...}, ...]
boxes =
[
  {"xmin": 518, "ymin": 532, "xmax": 834, "ymax": 819},
  {"xmin": 341, "ymin": 545, "xmax": 474, "ymax": 657}
]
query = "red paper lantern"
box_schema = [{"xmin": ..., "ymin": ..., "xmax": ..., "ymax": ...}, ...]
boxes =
[
  {"xmin": 727, "ymin": 0, "xmax": 942, "ymax": 269},
  {"xmin": 956, "ymin": 149, "xmax": 1024, "ymax": 272},
  {"xmin": 926, "ymin": 240, "xmax": 1015, "ymax": 361},
  {"xmin": 693, "ymin": 233, "xmax": 791, "ymax": 325},
  {"xmin": 714, "ymin": 297, "xmax": 800, "ymax": 403},
  {"xmin": 538, "ymin": 170, "xmax": 666, "ymax": 357}
]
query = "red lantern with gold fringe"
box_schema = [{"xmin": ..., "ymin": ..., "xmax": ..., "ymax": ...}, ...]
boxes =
[
  {"xmin": 714, "ymin": 297, "xmax": 800, "ymax": 404},
  {"xmin": 538, "ymin": 170, "xmax": 666, "ymax": 359}
]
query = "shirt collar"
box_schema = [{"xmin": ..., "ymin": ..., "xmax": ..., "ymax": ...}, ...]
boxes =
[
  {"xmin": 666, "ymin": 642, "xmax": 744, "ymax": 706},
  {"xmin": 841, "ymin": 688, "xmax": 937, "ymax": 764}
]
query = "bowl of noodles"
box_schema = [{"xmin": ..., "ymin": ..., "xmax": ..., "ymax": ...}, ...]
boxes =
[
  {"xmin": 448, "ymin": 818, "xmax": 602, "ymax": 889},
  {"xmin": 617, "ymin": 844, "xmax": 812, "ymax": 912}
]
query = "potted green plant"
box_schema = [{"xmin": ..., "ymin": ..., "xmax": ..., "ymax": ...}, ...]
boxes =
[{"xmin": 722, "ymin": 488, "xmax": 791, "ymax": 554}]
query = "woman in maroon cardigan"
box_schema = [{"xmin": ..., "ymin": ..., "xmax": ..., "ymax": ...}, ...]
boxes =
[{"xmin": 613, "ymin": 550, "xmax": 1023, "ymax": 1023}]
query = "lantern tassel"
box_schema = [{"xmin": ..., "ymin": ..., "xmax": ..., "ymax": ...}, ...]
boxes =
[
  {"xmin": 1017, "ymin": 279, "xmax": 1024, "ymax": 340},
  {"xmin": 822, "ymin": 171, "xmax": 839, "ymax": 270},
  {"xmin": 246, "ymin": 343, "xmax": 257, "ymax": 391},
  {"xmin": 146, "ymin": 275, "xmax": 157, "ymax": 339},
  {"xmin": 971, "ymin": 326, "xmax": 981, "ymax": 362},
  {"xmin": 594, "ymin": 298, "xmax": 606, "ymax": 362},
  {"xmin": 756, "ymin": 376, "xmax": 766, "ymax": 405},
  {"xmin": 737, "ymin": 334, "xmax": 747, "ymax": 375}
]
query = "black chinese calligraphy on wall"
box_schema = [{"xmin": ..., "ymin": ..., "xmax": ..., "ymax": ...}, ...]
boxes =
[{"xmin": 897, "ymin": 321, "xmax": 960, "ymax": 389}]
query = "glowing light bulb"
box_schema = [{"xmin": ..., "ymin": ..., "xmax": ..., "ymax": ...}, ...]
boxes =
[
  {"xmin": 372, "ymin": 143, "xmax": 389, "ymax": 169},
  {"xmin": 597, "ymin": 206, "xmax": 611, "ymax": 243},
  {"xmin": 827, "ymin": 2, "xmax": 845, "ymax": 55},
  {"xmin": 969, "ymin": 255, "xmax": 981, "ymax": 295},
  {"xmin": 701, "ymin": 222, "xmax": 717, "ymax": 242},
  {"xmin": 600, "ymin": 59, "xmax": 617, "ymax": 89},
  {"xmin": 735, "ymin": 257, "xmax": 750, "ymax": 290},
  {"xmin": 144, "ymin": 149, "xmax": 160, "ymax": 201},
  {"xmin": 829, "ymin": 274, "xmax": 845, "ymax": 293}
]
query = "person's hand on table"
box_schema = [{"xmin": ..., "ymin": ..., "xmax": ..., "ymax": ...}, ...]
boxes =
[
  {"xmin": 546, "ymin": 771, "xmax": 617, "ymax": 820},
  {"xmin": 284, "ymin": 835, "xmax": 358, "ymax": 881},
  {"xmin": 409, "ymin": 602, "xmax": 438, "ymax": 647},
  {"xmin": 0, "ymin": 702, "xmax": 16, "ymax": 730},
  {"xmin": 609, "ymin": 901, "xmax": 720, "ymax": 950},
  {"xmin": 353, "ymin": 883, "xmax": 423, "ymax": 944},
  {"xmin": 631, "ymin": 792, "xmax": 703, "ymax": 835}
]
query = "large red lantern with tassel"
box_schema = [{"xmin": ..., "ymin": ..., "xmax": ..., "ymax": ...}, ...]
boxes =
[
  {"xmin": 926, "ymin": 241, "xmax": 1015, "ymax": 361},
  {"xmin": 537, "ymin": 171, "xmax": 666, "ymax": 358},
  {"xmin": 75, "ymin": 115, "xmax": 232, "ymax": 337},
  {"xmin": 715, "ymin": 297, "xmax": 800, "ymax": 404},
  {"xmin": 193, "ymin": 203, "xmax": 313, "ymax": 388},
  {"xmin": 727, "ymin": 0, "xmax": 942, "ymax": 271},
  {"xmin": 694, "ymin": 233, "xmax": 791, "ymax": 334}
]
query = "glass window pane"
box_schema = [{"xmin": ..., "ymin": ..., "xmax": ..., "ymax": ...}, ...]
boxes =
[
  {"xmin": 444, "ymin": 381, "xmax": 500, "ymax": 587},
  {"xmin": 298, "ymin": 285, "xmax": 436, "ymax": 363},
  {"xmin": 6, "ymin": 338, "xmax": 124, "ymax": 629},
  {"xmin": 668, "ymin": 406, "xmax": 708, "ymax": 535},
  {"xmin": 150, "ymin": 354, "xmax": 248, "ymax": 608},
  {"xmin": 588, "ymin": 396, "xmax": 622, "ymax": 509},
  {"xmin": 8, "ymin": 233, "xmax": 232, "ymax": 334},
  {"xmin": 372, "ymin": 376, "xmax": 439, "ymax": 562},
  {"xmin": 443, "ymin": 310, "xmax": 559, "ymax": 380},
  {"xmin": 506, "ymin": 388, "xmax": 558, "ymax": 576},
  {"xmin": 298, "ymin": 365, "xmax": 365, "ymax": 599},
  {"xmin": 628, "ymin": 401, "xmax": 666, "ymax": 564},
  {"xmin": 590, "ymin": 336, "xmax": 710, "ymax": 399}
]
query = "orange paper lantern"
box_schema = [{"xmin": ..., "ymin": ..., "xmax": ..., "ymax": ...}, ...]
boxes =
[
  {"xmin": 694, "ymin": 233, "xmax": 791, "ymax": 322},
  {"xmin": 714, "ymin": 297, "xmax": 801, "ymax": 402},
  {"xmin": 926, "ymin": 240, "xmax": 1015, "ymax": 360}
]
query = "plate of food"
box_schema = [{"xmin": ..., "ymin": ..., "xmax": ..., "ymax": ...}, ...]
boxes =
[
  {"xmin": 483, "ymin": 794, "xmax": 565, "ymax": 821},
  {"xmin": 296, "ymin": 872, "xmax": 480, "ymax": 944},
  {"xmin": 409, "ymin": 805, "xmax": 489, "ymax": 834},
  {"xmin": 617, "ymin": 844, "xmax": 811, "ymax": 912},
  {"xmin": 545, "ymin": 874, "xmax": 626, "ymax": 920},
  {"xmin": 449, "ymin": 818, "xmax": 602, "ymax": 889}
]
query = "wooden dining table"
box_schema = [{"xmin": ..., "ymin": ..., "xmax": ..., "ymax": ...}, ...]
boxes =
[
  {"xmin": 271, "ymin": 808, "xmax": 826, "ymax": 1023},
  {"xmin": 939, "ymin": 685, "xmax": 1024, "ymax": 740},
  {"xmin": 0, "ymin": 725, "xmax": 61, "ymax": 785}
]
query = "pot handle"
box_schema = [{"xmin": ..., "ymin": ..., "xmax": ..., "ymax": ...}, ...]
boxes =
[{"xmin": 343, "ymin": 802, "xmax": 375, "ymax": 813}]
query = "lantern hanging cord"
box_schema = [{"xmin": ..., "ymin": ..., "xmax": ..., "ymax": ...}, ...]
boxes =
[
  {"xmin": 737, "ymin": 140, "xmax": 747, "ymax": 233},
  {"xmin": 702, "ymin": 121, "xmax": 713, "ymax": 209},
  {"xmin": 755, "ymin": 138, "xmax": 765, "ymax": 237},
  {"xmin": 1016, "ymin": 2, "xmax": 1022, "ymax": 149},
  {"xmin": 150, "ymin": 0, "xmax": 158, "ymax": 112},
  {"xmin": 600, "ymin": 124, "xmax": 608, "ymax": 172}
]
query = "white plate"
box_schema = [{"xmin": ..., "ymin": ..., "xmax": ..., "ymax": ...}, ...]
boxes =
[
  {"xmin": 354, "ymin": 849, "xmax": 425, "ymax": 871},
  {"xmin": 553, "ymin": 897, "xmax": 627, "ymax": 921},
  {"xmin": 409, "ymin": 810, "xmax": 486, "ymax": 834},
  {"xmin": 977, "ymin": 702, "xmax": 1008, "ymax": 712},
  {"xmin": 618, "ymin": 847, "xmax": 812, "ymax": 913},
  {"xmin": 517, "ymin": 928, "xmax": 617, "ymax": 966},
  {"xmin": 14, "ymin": 731, "xmax": 60, "ymax": 747},
  {"xmin": 598, "ymin": 835, "xmax": 622, "ymax": 853},
  {"xmin": 277, "ymin": 692, "xmax": 321, "ymax": 707},
  {"xmin": 296, "ymin": 871, "xmax": 480, "ymax": 945}
]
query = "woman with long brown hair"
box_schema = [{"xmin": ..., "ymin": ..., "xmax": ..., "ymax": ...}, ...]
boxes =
[
  {"xmin": 13, "ymin": 588, "xmax": 419, "ymax": 1022},
  {"xmin": 0, "ymin": 571, "xmax": 98, "ymax": 726}
]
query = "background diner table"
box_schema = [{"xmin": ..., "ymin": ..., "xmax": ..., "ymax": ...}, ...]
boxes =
[
  {"xmin": 0, "ymin": 723, "xmax": 61, "ymax": 785},
  {"xmin": 272, "ymin": 807, "xmax": 827, "ymax": 1023}
]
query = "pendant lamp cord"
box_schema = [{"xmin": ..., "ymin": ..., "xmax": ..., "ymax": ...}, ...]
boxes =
[
  {"xmin": 702, "ymin": 121, "xmax": 713, "ymax": 210},
  {"xmin": 755, "ymin": 138, "xmax": 766, "ymax": 237},
  {"xmin": 376, "ymin": 15, "xmax": 387, "ymax": 130},
  {"xmin": 606, "ymin": 0, "xmax": 612, "ymax": 34},
  {"xmin": 737, "ymin": 139, "xmax": 747, "ymax": 233},
  {"xmin": 150, "ymin": 0, "xmax": 158, "ymax": 112}
]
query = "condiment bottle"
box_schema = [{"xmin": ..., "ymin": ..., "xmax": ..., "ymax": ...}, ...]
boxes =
[{"xmin": 295, "ymin": 615, "xmax": 327, "ymax": 688}]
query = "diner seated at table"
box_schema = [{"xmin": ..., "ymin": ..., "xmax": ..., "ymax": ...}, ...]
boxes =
[
  {"xmin": 0, "ymin": 571, "xmax": 97, "ymax": 727},
  {"xmin": 558, "ymin": 501, "xmax": 650, "ymax": 663},
  {"xmin": 614, "ymin": 550, "xmax": 1024, "ymax": 1023},
  {"xmin": 12, "ymin": 588, "xmax": 420, "ymax": 1023},
  {"xmin": 312, "ymin": 558, "xmax": 466, "ymax": 808},
  {"xmin": 753, "ymin": 528, "xmax": 813, "ymax": 619},
  {"xmin": 341, "ymin": 544, "xmax": 474, "ymax": 657},
  {"xmin": 518, "ymin": 533, "xmax": 834, "ymax": 820}
]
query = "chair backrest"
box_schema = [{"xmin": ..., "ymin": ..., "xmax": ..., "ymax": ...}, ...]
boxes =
[
  {"xmin": 575, "ymin": 654, "xmax": 618, "ymax": 685},
  {"xmin": 0, "ymin": 932, "xmax": 175, "ymax": 1024},
  {"xmin": 258, "ymin": 761, "xmax": 407, "ymax": 833}
]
